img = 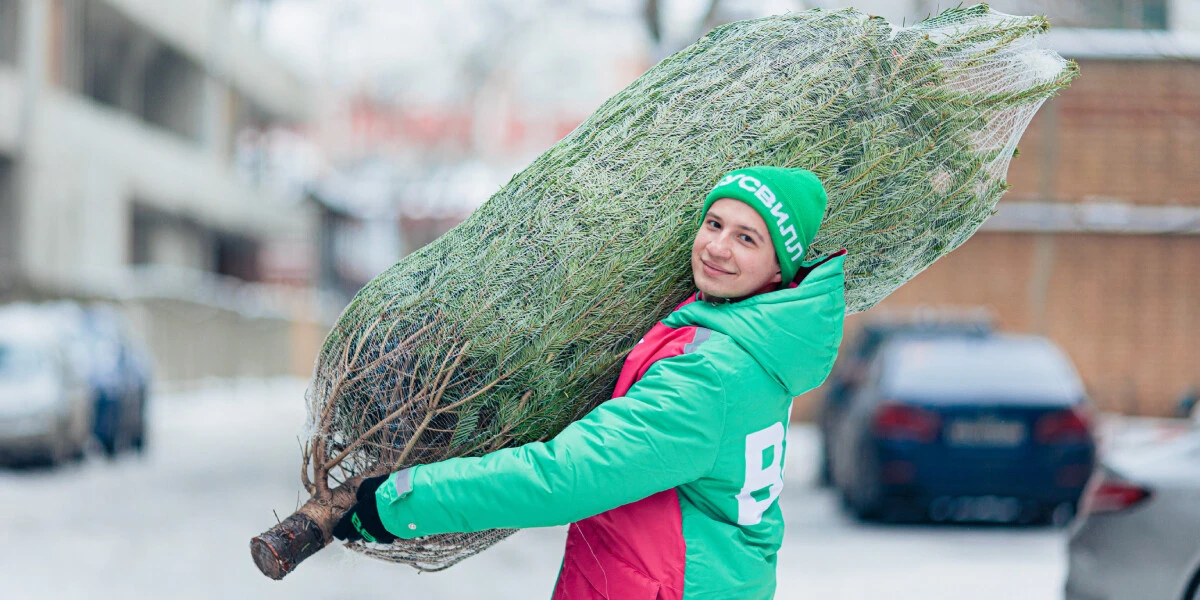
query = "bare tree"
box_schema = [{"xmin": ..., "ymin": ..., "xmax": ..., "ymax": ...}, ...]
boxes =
[
  {"xmin": 644, "ymin": 0, "xmax": 662, "ymax": 43},
  {"xmin": 643, "ymin": 0, "xmax": 724, "ymax": 57}
]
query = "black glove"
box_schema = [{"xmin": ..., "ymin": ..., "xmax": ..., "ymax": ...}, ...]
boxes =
[{"xmin": 332, "ymin": 474, "xmax": 397, "ymax": 544}]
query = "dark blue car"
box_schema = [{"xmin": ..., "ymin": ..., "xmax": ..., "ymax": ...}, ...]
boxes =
[
  {"xmin": 817, "ymin": 314, "xmax": 993, "ymax": 485},
  {"xmin": 828, "ymin": 334, "xmax": 1096, "ymax": 524}
]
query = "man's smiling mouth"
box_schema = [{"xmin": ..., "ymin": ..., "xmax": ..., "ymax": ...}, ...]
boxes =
[{"xmin": 701, "ymin": 259, "xmax": 735, "ymax": 275}]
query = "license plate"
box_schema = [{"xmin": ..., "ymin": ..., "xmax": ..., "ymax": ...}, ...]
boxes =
[{"xmin": 947, "ymin": 419, "xmax": 1027, "ymax": 447}]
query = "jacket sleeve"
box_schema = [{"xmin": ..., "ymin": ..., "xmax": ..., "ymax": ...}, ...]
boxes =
[{"xmin": 374, "ymin": 351, "xmax": 728, "ymax": 539}]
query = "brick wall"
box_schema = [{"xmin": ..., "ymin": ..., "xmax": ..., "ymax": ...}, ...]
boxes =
[
  {"xmin": 1006, "ymin": 59, "xmax": 1200, "ymax": 207},
  {"xmin": 846, "ymin": 232, "xmax": 1200, "ymax": 417}
]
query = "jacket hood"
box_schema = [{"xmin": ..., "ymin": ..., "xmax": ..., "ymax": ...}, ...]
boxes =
[{"xmin": 662, "ymin": 250, "xmax": 847, "ymax": 396}]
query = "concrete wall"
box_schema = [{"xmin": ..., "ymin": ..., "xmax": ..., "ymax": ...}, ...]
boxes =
[
  {"xmin": 1171, "ymin": 0, "xmax": 1200, "ymax": 31},
  {"xmin": 12, "ymin": 85, "xmax": 312, "ymax": 290},
  {"xmin": 0, "ymin": 0, "xmax": 18, "ymax": 65},
  {"xmin": 101, "ymin": 0, "xmax": 311, "ymax": 123},
  {"xmin": 0, "ymin": 68, "xmax": 18, "ymax": 153},
  {"xmin": 0, "ymin": 157, "xmax": 13, "ymax": 268},
  {"xmin": 122, "ymin": 294, "xmax": 327, "ymax": 383}
]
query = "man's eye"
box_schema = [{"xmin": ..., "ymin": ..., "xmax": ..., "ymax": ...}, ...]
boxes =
[
  {"xmin": 708, "ymin": 220, "xmax": 721, "ymax": 229},
  {"xmin": 740, "ymin": 234, "xmax": 754, "ymax": 244}
]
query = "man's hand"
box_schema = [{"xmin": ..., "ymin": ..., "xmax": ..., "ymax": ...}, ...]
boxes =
[{"xmin": 332, "ymin": 474, "xmax": 398, "ymax": 544}]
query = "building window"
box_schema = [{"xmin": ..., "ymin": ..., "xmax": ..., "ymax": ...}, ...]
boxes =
[
  {"xmin": 55, "ymin": 0, "xmax": 205, "ymax": 141},
  {"xmin": 140, "ymin": 45, "xmax": 205, "ymax": 140},
  {"xmin": 129, "ymin": 205, "xmax": 210, "ymax": 272},
  {"xmin": 214, "ymin": 233, "xmax": 261, "ymax": 282},
  {"xmin": 1141, "ymin": 1, "xmax": 1169, "ymax": 30},
  {"xmin": 131, "ymin": 205, "xmax": 263, "ymax": 282}
]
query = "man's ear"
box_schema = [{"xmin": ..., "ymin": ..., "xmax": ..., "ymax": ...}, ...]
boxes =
[{"xmin": 770, "ymin": 270, "xmax": 782, "ymax": 284}]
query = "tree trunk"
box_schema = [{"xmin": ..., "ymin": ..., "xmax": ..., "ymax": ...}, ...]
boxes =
[{"xmin": 249, "ymin": 484, "xmax": 357, "ymax": 580}]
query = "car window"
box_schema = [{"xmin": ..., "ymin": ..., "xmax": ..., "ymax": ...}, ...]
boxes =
[{"xmin": 881, "ymin": 337, "xmax": 1083, "ymax": 402}]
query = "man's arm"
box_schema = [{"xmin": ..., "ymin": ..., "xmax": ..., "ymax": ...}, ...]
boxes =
[{"xmin": 373, "ymin": 351, "xmax": 727, "ymax": 539}]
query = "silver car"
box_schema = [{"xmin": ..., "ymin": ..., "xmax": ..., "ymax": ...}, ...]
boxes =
[
  {"xmin": 1065, "ymin": 423, "xmax": 1200, "ymax": 600},
  {"xmin": 0, "ymin": 306, "xmax": 94, "ymax": 465}
]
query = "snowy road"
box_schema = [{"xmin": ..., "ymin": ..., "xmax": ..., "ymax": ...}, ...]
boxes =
[{"xmin": 0, "ymin": 378, "xmax": 1066, "ymax": 599}]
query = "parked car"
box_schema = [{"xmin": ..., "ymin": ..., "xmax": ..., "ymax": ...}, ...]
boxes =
[
  {"xmin": 0, "ymin": 305, "xmax": 94, "ymax": 465},
  {"xmin": 1065, "ymin": 426, "xmax": 1200, "ymax": 600},
  {"xmin": 828, "ymin": 333, "xmax": 1096, "ymax": 524},
  {"xmin": 817, "ymin": 312, "xmax": 993, "ymax": 485}
]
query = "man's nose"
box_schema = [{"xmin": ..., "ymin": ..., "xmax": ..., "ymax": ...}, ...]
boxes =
[{"xmin": 708, "ymin": 235, "xmax": 733, "ymax": 258}]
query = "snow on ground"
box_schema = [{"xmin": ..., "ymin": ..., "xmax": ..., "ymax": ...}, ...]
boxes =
[{"xmin": 0, "ymin": 378, "xmax": 1067, "ymax": 599}]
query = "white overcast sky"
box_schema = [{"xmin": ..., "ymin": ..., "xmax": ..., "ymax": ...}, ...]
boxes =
[{"xmin": 238, "ymin": 0, "xmax": 823, "ymax": 95}]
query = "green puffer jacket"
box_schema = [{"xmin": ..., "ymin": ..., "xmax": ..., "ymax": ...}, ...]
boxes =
[{"xmin": 375, "ymin": 250, "xmax": 847, "ymax": 599}]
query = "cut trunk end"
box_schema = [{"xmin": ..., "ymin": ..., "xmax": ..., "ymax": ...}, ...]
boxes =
[
  {"xmin": 250, "ymin": 511, "xmax": 327, "ymax": 580},
  {"xmin": 250, "ymin": 486, "xmax": 356, "ymax": 580}
]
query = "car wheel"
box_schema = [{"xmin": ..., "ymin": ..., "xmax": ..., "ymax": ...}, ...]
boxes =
[
  {"xmin": 130, "ymin": 421, "xmax": 146, "ymax": 454},
  {"xmin": 850, "ymin": 481, "xmax": 885, "ymax": 521},
  {"xmin": 69, "ymin": 441, "xmax": 86, "ymax": 463},
  {"xmin": 46, "ymin": 420, "xmax": 77, "ymax": 467},
  {"xmin": 128, "ymin": 390, "xmax": 149, "ymax": 455},
  {"xmin": 94, "ymin": 400, "xmax": 122, "ymax": 458},
  {"xmin": 100, "ymin": 435, "xmax": 119, "ymax": 458},
  {"xmin": 1183, "ymin": 564, "xmax": 1200, "ymax": 600},
  {"xmin": 32, "ymin": 441, "xmax": 65, "ymax": 468},
  {"xmin": 817, "ymin": 443, "xmax": 833, "ymax": 487},
  {"xmin": 838, "ymin": 486, "xmax": 853, "ymax": 510},
  {"xmin": 849, "ymin": 444, "xmax": 885, "ymax": 521}
]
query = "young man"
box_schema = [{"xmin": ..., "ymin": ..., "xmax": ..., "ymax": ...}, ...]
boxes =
[{"xmin": 334, "ymin": 166, "xmax": 848, "ymax": 599}]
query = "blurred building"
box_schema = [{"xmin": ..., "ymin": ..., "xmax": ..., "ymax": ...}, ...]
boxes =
[
  {"xmin": 0, "ymin": 0, "xmax": 314, "ymax": 295},
  {"xmin": 0, "ymin": 0, "xmax": 326, "ymax": 382},
  {"xmin": 868, "ymin": 24, "xmax": 1200, "ymax": 416}
]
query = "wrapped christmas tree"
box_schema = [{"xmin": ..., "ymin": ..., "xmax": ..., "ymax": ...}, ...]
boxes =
[{"xmin": 251, "ymin": 4, "xmax": 1075, "ymax": 579}]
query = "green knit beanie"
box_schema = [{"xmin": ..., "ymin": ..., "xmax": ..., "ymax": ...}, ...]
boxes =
[{"xmin": 700, "ymin": 166, "xmax": 829, "ymax": 286}]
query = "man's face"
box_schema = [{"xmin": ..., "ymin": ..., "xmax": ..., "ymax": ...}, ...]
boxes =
[{"xmin": 691, "ymin": 198, "xmax": 782, "ymax": 299}]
